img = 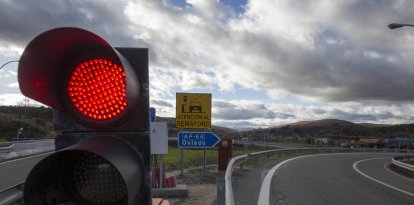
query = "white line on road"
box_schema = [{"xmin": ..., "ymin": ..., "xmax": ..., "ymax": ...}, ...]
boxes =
[
  {"xmin": 257, "ymin": 153, "xmax": 397, "ymax": 205},
  {"xmin": 0, "ymin": 181, "xmax": 25, "ymax": 193},
  {"xmin": 353, "ymin": 157, "xmax": 414, "ymax": 197},
  {"xmin": 257, "ymin": 154, "xmax": 326, "ymax": 205}
]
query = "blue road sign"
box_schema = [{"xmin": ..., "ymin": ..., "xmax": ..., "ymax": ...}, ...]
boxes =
[
  {"xmin": 178, "ymin": 132, "xmax": 220, "ymax": 148},
  {"xmin": 149, "ymin": 107, "xmax": 156, "ymax": 122}
]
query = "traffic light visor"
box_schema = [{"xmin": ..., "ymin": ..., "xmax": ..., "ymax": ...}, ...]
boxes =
[{"xmin": 18, "ymin": 27, "xmax": 141, "ymax": 128}]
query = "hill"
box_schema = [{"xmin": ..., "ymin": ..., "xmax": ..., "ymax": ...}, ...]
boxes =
[
  {"xmin": 0, "ymin": 106, "xmax": 55, "ymax": 141},
  {"xmin": 157, "ymin": 116, "xmax": 240, "ymax": 138},
  {"xmin": 243, "ymin": 119, "xmax": 388, "ymax": 140},
  {"xmin": 0, "ymin": 106, "xmax": 239, "ymax": 142},
  {"xmin": 1, "ymin": 106, "xmax": 413, "ymax": 142}
]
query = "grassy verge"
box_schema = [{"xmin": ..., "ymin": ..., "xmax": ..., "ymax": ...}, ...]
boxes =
[
  {"xmin": 160, "ymin": 145, "xmax": 265, "ymax": 171},
  {"xmin": 406, "ymin": 161, "xmax": 414, "ymax": 165},
  {"xmin": 0, "ymin": 138, "xmax": 11, "ymax": 147}
]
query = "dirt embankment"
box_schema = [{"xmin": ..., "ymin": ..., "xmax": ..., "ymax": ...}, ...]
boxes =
[{"xmin": 168, "ymin": 167, "xmax": 219, "ymax": 205}]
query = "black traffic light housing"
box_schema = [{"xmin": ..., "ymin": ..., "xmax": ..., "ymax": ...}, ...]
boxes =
[
  {"xmin": 18, "ymin": 27, "xmax": 151, "ymax": 205},
  {"xmin": 18, "ymin": 28, "xmax": 149, "ymax": 131}
]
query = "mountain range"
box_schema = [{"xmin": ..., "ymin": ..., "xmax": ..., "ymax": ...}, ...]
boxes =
[{"xmin": 1, "ymin": 106, "xmax": 413, "ymax": 141}]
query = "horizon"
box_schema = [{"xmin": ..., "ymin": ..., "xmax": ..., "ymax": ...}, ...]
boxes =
[{"xmin": 1, "ymin": 104, "xmax": 409, "ymax": 131}]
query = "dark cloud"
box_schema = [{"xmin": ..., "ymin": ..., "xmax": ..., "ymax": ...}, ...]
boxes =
[
  {"xmin": 151, "ymin": 99, "xmax": 173, "ymax": 108},
  {"xmin": 213, "ymin": 101, "xmax": 235, "ymax": 108},
  {"xmin": 214, "ymin": 106, "xmax": 294, "ymax": 120},
  {"xmin": 3, "ymin": 0, "xmax": 414, "ymax": 125},
  {"xmin": 0, "ymin": 0, "xmax": 149, "ymax": 48}
]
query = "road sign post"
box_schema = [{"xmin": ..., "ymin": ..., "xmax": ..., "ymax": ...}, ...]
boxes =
[
  {"xmin": 204, "ymin": 148, "xmax": 207, "ymax": 174},
  {"xmin": 180, "ymin": 148, "xmax": 184, "ymax": 175}
]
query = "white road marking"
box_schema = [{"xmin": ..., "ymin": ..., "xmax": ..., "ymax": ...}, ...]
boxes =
[
  {"xmin": 257, "ymin": 153, "xmax": 399, "ymax": 205},
  {"xmin": 257, "ymin": 154, "xmax": 327, "ymax": 205},
  {"xmin": 0, "ymin": 181, "xmax": 25, "ymax": 193},
  {"xmin": 353, "ymin": 157, "xmax": 414, "ymax": 197}
]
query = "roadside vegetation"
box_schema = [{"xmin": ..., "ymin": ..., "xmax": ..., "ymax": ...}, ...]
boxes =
[
  {"xmin": 160, "ymin": 145, "xmax": 265, "ymax": 171},
  {"xmin": 0, "ymin": 106, "xmax": 55, "ymax": 142}
]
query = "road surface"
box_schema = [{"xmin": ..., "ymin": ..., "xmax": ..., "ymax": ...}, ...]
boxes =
[
  {"xmin": 0, "ymin": 153, "xmax": 50, "ymax": 191},
  {"xmin": 267, "ymin": 153, "xmax": 414, "ymax": 205}
]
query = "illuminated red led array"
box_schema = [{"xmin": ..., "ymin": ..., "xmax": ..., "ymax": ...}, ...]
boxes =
[{"xmin": 67, "ymin": 58, "xmax": 127, "ymax": 120}]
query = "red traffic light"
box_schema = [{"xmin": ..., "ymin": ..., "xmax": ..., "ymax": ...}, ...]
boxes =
[
  {"xmin": 18, "ymin": 27, "xmax": 144, "ymax": 129},
  {"xmin": 68, "ymin": 58, "xmax": 127, "ymax": 121}
]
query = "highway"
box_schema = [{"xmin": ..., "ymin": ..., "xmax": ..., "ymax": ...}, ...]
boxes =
[
  {"xmin": 263, "ymin": 153, "xmax": 414, "ymax": 205},
  {"xmin": 0, "ymin": 153, "xmax": 50, "ymax": 192}
]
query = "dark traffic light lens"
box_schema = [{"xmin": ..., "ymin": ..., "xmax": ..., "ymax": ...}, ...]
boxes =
[
  {"xmin": 71, "ymin": 152, "xmax": 127, "ymax": 205},
  {"xmin": 68, "ymin": 58, "xmax": 127, "ymax": 121}
]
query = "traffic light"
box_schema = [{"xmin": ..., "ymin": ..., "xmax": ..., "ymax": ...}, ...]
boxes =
[{"xmin": 18, "ymin": 27, "xmax": 151, "ymax": 205}]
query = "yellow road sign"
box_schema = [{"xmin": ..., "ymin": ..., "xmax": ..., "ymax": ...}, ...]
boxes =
[{"xmin": 176, "ymin": 93, "xmax": 211, "ymax": 129}]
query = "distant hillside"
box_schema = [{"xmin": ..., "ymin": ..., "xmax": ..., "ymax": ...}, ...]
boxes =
[
  {"xmin": 244, "ymin": 119, "xmax": 386, "ymax": 140},
  {"xmin": 1, "ymin": 106, "xmax": 413, "ymax": 142},
  {"xmin": 373, "ymin": 124, "xmax": 414, "ymax": 138},
  {"xmin": 358, "ymin": 123, "xmax": 391, "ymax": 128},
  {"xmin": 157, "ymin": 116, "xmax": 240, "ymax": 138},
  {"xmin": 0, "ymin": 106, "xmax": 55, "ymax": 141},
  {"xmin": 0, "ymin": 106, "xmax": 238, "ymax": 142}
]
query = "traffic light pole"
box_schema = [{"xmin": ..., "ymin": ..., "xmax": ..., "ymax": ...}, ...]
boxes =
[{"xmin": 160, "ymin": 154, "xmax": 164, "ymax": 189}]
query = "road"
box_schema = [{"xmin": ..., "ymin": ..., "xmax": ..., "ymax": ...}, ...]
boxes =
[
  {"xmin": 0, "ymin": 153, "xmax": 50, "ymax": 191},
  {"xmin": 267, "ymin": 153, "xmax": 414, "ymax": 205}
]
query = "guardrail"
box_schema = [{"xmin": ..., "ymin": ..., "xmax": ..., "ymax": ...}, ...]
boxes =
[
  {"xmin": 221, "ymin": 147, "xmax": 412, "ymax": 205},
  {"xmin": 0, "ymin": 182, "xmax": 24, "ymax": 205},
  {"xmin": 391, "ymin": 155, "xmax": 414, "ymax": 177}
]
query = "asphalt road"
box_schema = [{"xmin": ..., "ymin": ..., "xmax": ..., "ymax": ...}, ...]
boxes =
[
  {"xmin": 269, "ymin": 153, "xmax": 414, "ymax": 205},
  {"xmin": 0, "ymin": 153, "xmax": 50, "ymax": 191}
]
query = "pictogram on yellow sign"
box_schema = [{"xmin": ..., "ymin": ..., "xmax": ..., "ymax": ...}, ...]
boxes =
[{"xmin": 176, "ymin": 93, "xmax": 211, "ymax": 129}]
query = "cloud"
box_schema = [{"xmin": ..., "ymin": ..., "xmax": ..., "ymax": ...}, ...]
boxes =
[
  {"xmin": 0, "ymin": 70, "xmax": 17, "ymax": 78},
  {"xmin": 2, "ymin": 0, "xmax": 414, "ymax": 127},
  {"xmin": 3, "ymin": 0, "xmax": 414, "ymax": 103},
  {"xmin": 0, "ymin": 93, "xmax": 25, "ymax": 105},
  {"xmin": 6, "ymin": 82, "xmax": 18, "ymax": 88},
  {"xmin": 151, "ymin": 99, "xmax": 173, "ymax": 108}
]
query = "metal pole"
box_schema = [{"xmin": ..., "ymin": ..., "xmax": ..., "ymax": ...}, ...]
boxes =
[
  {"xmin": 204, "ymin": 148, "xmax": 207, "ymax": 175},
  {"xmin": 216, "ymin": 173, "xmax": 225, "ymax": 205},
  {"xmin": 159, "ymin": 154, "xmax": 164, "ymax": 188},
  {"xmin": 180, "ymin": 148, "xmax": 184, "ymax": 175}
]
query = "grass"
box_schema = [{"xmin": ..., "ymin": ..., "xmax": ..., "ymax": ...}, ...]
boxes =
[
  {"xmin": 406, "ymin": 161, "xmax": 414, "ymax": 166},
  {"xmin": 159, "ymin": 145, "xmax": 265, "ymax": 171}
]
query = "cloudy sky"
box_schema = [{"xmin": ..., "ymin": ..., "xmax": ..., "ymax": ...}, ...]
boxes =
[{"xmin": 1, "ymin": 0, "xmax": 414, "ymax": 129}]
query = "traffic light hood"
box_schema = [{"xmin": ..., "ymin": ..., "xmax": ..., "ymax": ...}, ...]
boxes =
[{"xmin": 18, "ymin": 27, "xmax": 144, "ymax": 129}]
